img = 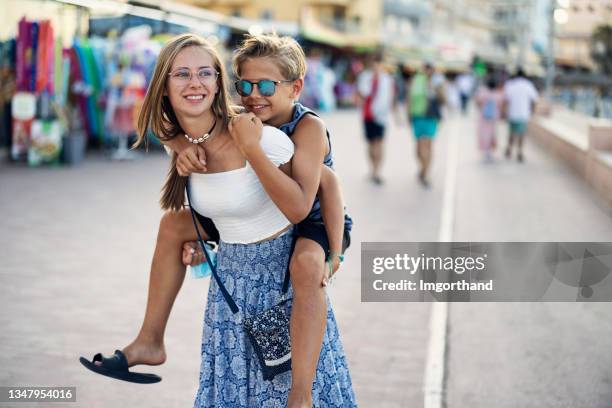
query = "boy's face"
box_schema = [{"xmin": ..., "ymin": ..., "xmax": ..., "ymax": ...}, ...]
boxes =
[{"xmin": 238, "ymin": 57, "xmax": 303, "ymax": 127}]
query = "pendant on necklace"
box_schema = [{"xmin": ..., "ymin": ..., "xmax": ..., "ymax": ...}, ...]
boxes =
[
  {"xmin": 184, "ymin": 117, "xmax": 217, "ymax": 144},
  {"xmin": 184, "ymin": 132, "xmax": 211, "ymax": 144}
]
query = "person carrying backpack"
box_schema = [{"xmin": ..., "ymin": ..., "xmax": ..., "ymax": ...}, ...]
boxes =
[
  {"xmin": 475, "ymin": 77, "xmax": 504, "ymax": 162},
  {"xmin": 408, "ymin": 62, "xmax": 445, "ymax": 187}
]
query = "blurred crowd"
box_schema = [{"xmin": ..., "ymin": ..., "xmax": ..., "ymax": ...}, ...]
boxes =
[
  {"xmin": 346, "ymin": 54, "xmax": 540, "ymax": 187},
  {"xmin": 1, "ymin": 12, "xmax": 608, "ymax": 169}
]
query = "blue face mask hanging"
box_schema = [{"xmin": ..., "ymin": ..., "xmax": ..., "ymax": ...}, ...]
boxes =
[{"xmin": 189, "ymin": 243, "xmax": 216, "ymax": 279}]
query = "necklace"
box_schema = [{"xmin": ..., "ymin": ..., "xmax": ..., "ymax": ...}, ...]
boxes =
[{"xmin": 184, "ymin": 117, "xmax": 217, "ymax": 144}]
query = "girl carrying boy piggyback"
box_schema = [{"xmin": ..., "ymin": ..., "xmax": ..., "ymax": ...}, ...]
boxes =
[{"xmin": 80, "ymin": 33, "xmax": 357, "ymax": 408}]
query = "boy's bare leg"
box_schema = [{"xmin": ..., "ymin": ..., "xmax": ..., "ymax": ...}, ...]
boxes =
[
  {"xmin": 96, "ymin": 209, "xmax": 200, "ymax": 367},
  {"xmin": 287, "ymin": 238, "xmax": 327, "ymax": 408}
]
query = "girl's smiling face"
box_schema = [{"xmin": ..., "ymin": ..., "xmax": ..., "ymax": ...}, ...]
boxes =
[{"xmin": 166, "ymin": 46, "xmax": 219, "ymax": 119}]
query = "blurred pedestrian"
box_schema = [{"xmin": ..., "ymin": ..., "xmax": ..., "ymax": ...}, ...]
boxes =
[
  {"xmin": 444, "ymin": 72, "xmax": 461, "ymax": 116},
  {"xmin": 357, "ymin": 54, "xmax": 394, "ymax": 185},
  {"xmin": 503, "ymin": 68, "xmax": 538, "ymax": 162},
  {"xmin": 475, "ymin": 77, "xmax": 504, "ymax": 162},
  {"xmin": 392, "ymin": 64, "xmax": 409, "ymax": 125},
  {"xmin": 319, "ymin": 64, "xmax": 337, "ymax": 112},
  {"xmin": 408, "ymin": 63, "xmax": 445, "ymax": 187},
  {"xmin": 456, "ymin": 71, "xmax": 474, "ymax": 115},
  {"xmin": 303, "ymin": 49, "xmax": 323, "ymax": 109}
]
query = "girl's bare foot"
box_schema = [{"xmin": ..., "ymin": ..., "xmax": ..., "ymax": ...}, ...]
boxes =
[
  {"xmin": 122, "ymin": 338, "xmax": 166, "ymax": 367},
  {"xmin": 94, "ymin": 338, "xmax": 166, "ymax": 368}
]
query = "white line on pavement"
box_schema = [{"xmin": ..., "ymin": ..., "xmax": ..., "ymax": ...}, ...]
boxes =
[
  {"xmin": 438, "ymin": 124, "xmax": 459, "ymax": 242},
  {"xmin": 424, "ymin": 124, "xmax": 460, "ymax": 408},
  {"xmin": 424, "ymin": 301, "xmax": 449, "ymax": 408}
]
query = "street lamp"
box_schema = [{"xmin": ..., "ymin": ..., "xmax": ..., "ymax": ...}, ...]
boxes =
[{"xmin": 546, "ymin": 0, "xmax": 570, "ymax": 99}]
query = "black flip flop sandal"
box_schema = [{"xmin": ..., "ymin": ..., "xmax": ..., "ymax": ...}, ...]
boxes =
[{"xmin": 79, "ymin": 350, "xmax": 161, "ymax": 384}]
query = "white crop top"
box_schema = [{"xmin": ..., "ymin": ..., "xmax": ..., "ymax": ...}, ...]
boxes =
[{"xmin": 190, "ymin": 126, "xmax": 294, "ymax": 244}]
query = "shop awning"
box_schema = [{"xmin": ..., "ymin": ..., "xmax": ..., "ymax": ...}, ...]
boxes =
[
  {"xmin": 54, "ymin": 0, "xmax": 298, "ymax": 37},
  {"xmin": 299, "ymin": 8, "xmax": 379, "ymax": 50}
]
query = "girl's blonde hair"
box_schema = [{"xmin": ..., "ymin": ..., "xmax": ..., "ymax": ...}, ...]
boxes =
[
  {"xmin": 134, "ymin": 33, "xmax": 235, "ymax": 211},
  {"xmin": 232, "ymin": 34, "xmax": 307, "ymax": 81}
]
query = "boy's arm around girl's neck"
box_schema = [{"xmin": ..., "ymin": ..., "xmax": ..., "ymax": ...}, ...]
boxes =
[{"xmin": 242, "ymin": 114, "xmax": 328, "ymax": 225}]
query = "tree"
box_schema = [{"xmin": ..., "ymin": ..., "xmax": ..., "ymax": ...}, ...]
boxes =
[{"xmin": 591, "ymin": 24, "xmax": 612, "ymax": 75}]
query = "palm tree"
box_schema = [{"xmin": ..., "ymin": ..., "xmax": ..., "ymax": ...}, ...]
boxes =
[{"xmin": 591, "ymin": 24, "xmax": 612, "ymax": 75}]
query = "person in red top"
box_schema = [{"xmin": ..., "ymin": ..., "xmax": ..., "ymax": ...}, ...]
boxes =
[{"xmin": 356, "ymin": 54, "xmax": 395, "ymax": 185}]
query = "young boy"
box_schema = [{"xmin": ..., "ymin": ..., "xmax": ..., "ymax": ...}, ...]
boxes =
[{"xmin": 223, "ymin": 34, "xmax": 353, "ymax": 407}]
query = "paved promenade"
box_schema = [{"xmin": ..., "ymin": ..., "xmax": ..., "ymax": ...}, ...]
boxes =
[{"xmin": 1, "ymin": 108, "xmax": 611, "ymax": 407}]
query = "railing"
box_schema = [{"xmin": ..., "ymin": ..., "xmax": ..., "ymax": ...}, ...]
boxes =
[
  {"xmin": 553, "ymin": 88, "xmax": 612, "ymax": 120},
  {"xmin": 530, "ymin": 104, "xmax": 612, "ymax": 204}
]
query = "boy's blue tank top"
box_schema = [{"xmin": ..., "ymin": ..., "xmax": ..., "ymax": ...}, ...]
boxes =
[{"xmin": 278, "ymin": 103, "xmax": 353, "ymax": 232}]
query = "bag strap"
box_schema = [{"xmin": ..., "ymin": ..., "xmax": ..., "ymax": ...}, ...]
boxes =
[
  {"xmin": 281, "ymin": 236, "xmax": 294, "ymax": 295},
  {"xmin": 185, "ymin": 179, "xmax": 293, "ymax": 314},
  {"xmin": 363, "ymin": 72, "xmax": 379, "ymax": 120},
  {"xmin": 186, "ymin": 179, "xmax": 239, "ymax": 314}
]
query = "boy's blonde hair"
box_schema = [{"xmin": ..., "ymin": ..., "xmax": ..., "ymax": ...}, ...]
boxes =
[{"xmin": 232, "ymin": 34, "xmax": 307, "ymax": 80}]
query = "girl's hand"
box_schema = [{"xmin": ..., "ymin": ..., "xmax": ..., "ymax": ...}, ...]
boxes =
[
  {"xmin": 182, "ymin": 241, "xmax": 205, "ymax": 266},
  {"xmin": 228, "ymin": 113, "xmax": 263, "ymax": 155}
]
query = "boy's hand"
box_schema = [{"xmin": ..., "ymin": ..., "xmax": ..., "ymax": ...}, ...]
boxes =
[
  {"xmin": 176, "ymin": 144, "xmax": 207, "ymax": 176},
  {"xmin": 182, "ymin": 241, "xmax": 205, "ymax": 266},
  {"xmin": 228, "ymin": 113, "xmax": 263, "ymax": 156},
  {"xmin": 322, "ymin": 256, "xmax": 342, "ymax": 287}
]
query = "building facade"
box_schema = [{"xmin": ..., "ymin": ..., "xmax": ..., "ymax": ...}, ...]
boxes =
[{"xmin": 554, "ymin": 0, "xmax": 612, "ymax": 71}]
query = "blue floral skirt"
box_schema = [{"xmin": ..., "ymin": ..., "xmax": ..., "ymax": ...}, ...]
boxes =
[{"xmin": 193, "ymin": 230, "xmax": 358, "ymax": 407}]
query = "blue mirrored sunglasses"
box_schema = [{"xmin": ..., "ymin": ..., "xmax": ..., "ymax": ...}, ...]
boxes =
[{"xmin": 234, "ymin": 79, "xmax": 294, "ymax": 97}]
